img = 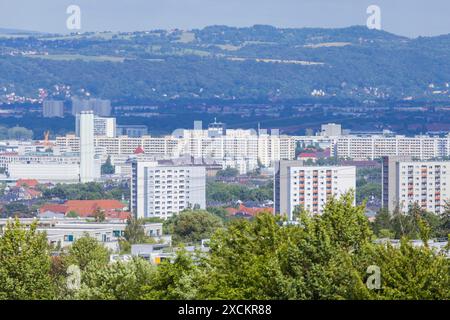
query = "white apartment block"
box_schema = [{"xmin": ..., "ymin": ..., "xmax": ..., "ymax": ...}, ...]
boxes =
[
  {"xmin": 0, "ymin": 153, "xmax": 80, "ymax": 170},
  {"xmin": 56, "ymin": 128, "xmax": 297, "ymax": 168},
  {"xmin": 76, "ymin": 115, "xmax": 116, "ymax": 138},
  {"xmin": 131, "ymin": 161, "xmax": 206, "ymax": 219},
  {"xmin": 275, "ymin": 161, "xmax": 356, "ymax": 219},
  {"xmin": 383, "ymin": 158, "xmax": 450, "ymax": 214},
  {"xmin": 79, "ymin": 111, "xmax": 99, "ymax": 183},
  {"xmin": 8, "ymin": 163, "xmax": 82, "ymax": 183},
  {"xmin": 221, "ymin": 157, "xmax": 258, "ymax": 175},
  {"xmin": 0, "ymin": 219, "xmax": 164, "ymax": 251},
  {"xmin": 336, "ymin": 135, "xmax": 450, "ymax": 160}
]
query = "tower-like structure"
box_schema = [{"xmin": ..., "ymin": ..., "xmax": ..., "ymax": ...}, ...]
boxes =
[{"xmin": 79, "ymin": 111, "xmax": 96, "ymax": 183}]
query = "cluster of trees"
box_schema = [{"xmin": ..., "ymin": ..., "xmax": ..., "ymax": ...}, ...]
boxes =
[
  {"xmin": 0, "ymin": 126, "xmax": 33, "ymax": 140},
  {"xmin": 101, "ymin": 156, "xmax": 115, "ymax": 175},
  {"xmin": 0, "ymin": 194, "xmax": 448, "ymax": 300},
  {"xmin": 371, "ymin": 203, "xmax": 450, "ymax": 240},
  {"xmin": 163, "ymin": 209, "xmax": 223, "ymax": 245},
  {"xmin": 41, "ymin": 182, "xmax": 129, "ymax": 201},
  {"xmin": 216, "ymin": 167, "xmax": 239, "ymax": 178},
  {"xmin": 355, "ymin": 167, "xmax": 382, "ymax": 204},
  {"xmin": 206, "ymin": 181, "xmax": 273, "ymax": 204},
  {"xmin": 0, "ymin": 202, "xmax": 33, "ymax": 218}
]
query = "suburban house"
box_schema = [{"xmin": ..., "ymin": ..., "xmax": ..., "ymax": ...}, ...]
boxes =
[
  {"xmin": 39, "ymin": 200, "xmax": 130, "ymax": 220},
  {"xmin": 225, "ymin": 204, "xmax": 273, "ymax": 218}
]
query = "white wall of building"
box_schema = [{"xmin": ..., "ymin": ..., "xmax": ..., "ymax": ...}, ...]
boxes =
[
  {"xmin": 131, "ymin": 161, "xmax": 206, "ymax": 219},
  {"xmin": 79, "ymin": 111, "xmax": 98, "ymax": 183},
  {"xmin": 395, "ymin": 161, "xmax": 450, "ymax": 214},
  {"xmin": 8, "ymin": 163, "xmax": 81, "ymax": 183},
  {"xmin": 287, "ymin": 166, "xmax": 356, "ymax": 218}
]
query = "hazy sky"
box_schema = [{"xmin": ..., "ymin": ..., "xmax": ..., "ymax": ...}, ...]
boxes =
[{"xmin": 1, "ymin": 0, "xmax": 449, "ymax": 37}]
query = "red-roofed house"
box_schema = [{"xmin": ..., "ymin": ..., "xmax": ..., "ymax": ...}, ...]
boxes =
[
  {"xmin": 64, "ymin": 200, "xmax": 128, "ymax": 217},
  {"xmin": 298, "ymin": 148, "xmax": 331, "ymax": 162},
  {"xmin": 16, "ymin": 179, "xmax": 39, "ymax": 188},
  {"xmin": 39, "ymin": 204, "xmax": 68, "ymax": 215},
  {"xmin": 298, "ymin": 152, "xmax": 318, "ymax": 161},
  {"xmin": 226, "ymin": 204, "xmax": 273, "ymax": 218},
  {"xmin": 39, "ymin": 200, "xmax": 130, "ymax": 219}
]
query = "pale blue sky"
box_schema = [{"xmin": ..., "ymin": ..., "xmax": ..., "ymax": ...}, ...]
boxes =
[{"xmin": 1, "ymin": 0, "xmax": 449, "ymax": 37}]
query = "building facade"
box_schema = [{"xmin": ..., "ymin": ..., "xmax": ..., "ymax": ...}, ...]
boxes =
[
  {"xmin": 76, "ymin": 115, "xmax": 116, "ymax": 138},
  {"xmin": 8, "ymin": 163, "xmax": 81, "ymax": 183},
  {"xmin": 336, "ymin": 135, "xmax": 450, "ymax": 160},
  {"xmin": 382, "ymin": 156, "xmax": 450, "ymax": 214},
  {"xmin": 56, "ymin": 126, "xmax": 297, "ymax": 169},
  {"xmin": 131, "ymin": 161, "xmax": 206, "ymax": 219},
  {"xmin": 274, "ymin": 161, "xmax": 356, "ymax": 219},
  {"xmin": 79, "ymin": 111, "xmax": 100, "ymax": 183}
]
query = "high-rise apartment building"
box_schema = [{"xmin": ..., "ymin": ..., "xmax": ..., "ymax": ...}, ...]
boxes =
[
  {"xmin": 274, "ymin": 161, "xmax": 356, "ymax": 219},
  {"xmin": 79, "ymin": 111, "xmax": 100, "ymax": 183},
  {"xmin": 76, "ymin": 115, "xmax": 116, "ymax": 138},
  {"xmin": 131, "ymin": 161, "xmax": 206, "ymax": 219},
  {"xmin": 43, "ymin": 100, "xmax": 64, "ymax": 118},
  {"xmin": 382, "ymin": 156, "xmax": 450, "ymax": 214}
]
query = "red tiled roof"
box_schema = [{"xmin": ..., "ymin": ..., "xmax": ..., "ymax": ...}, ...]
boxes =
[
  {"xmin": 107, "ymin": 211, "xmax": 132, "ymax": 220},
  {"xmin": 299, "ymin": 153, "xmax": 317, "ymax": 158},
  {"xmin": 39, "ymin": 204, "xmax": 68, "ymax": 214},
  {"xmin": 226, "ymin": 204, "xmax": 273, "ymax": 217},
  {"xmin": 16, "ymin": 179, "xmax": 39, "ymax": 188},
  {"xmin": 64, "ymin": 200, "xmax": 127, "ymax": 217},
  {"xmin": 39, "ymin": 200, "xmax": 127, "ymax": 218}
]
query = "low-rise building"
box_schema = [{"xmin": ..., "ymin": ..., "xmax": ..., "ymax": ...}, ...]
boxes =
[
  {"xmin": 39, "ymin": 200, "xmax": 130, "ymax": 219},
  {"xmin": 0, "ymin": 218, "xmax": 165, "ymax": 251}
]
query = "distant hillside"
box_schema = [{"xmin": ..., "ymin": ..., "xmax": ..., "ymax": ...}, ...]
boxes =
[
  {"xmin": 0, "ymin": 27, "xmax": 41, "ymax": 34},
  {"xmin": 1, "ymin": 25, "xmax": 450, "ymax": 103}
]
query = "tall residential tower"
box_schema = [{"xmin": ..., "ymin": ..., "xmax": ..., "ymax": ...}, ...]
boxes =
[{"xmin": 79, "ymin": 111, "xmax": 99, "ymax": 182}]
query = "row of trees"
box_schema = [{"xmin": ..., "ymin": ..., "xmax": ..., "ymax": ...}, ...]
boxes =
[
  {"xmin": 41, "ymin": 182, "xmax": 129, "ymax": 201},
  {"xmin": 0, "ymin": 126, "xmax": 33, "ymax": 140},
  {"xmin": 371, "ymin": 203, "xmax": 450, "ymax": 240},
  {"xmin": 0, "ymin": 194, "xmax": 448, "ymax": 300},
  {"xmin": 206, "ymin": 181, "xmax": 273, "ymax": 204}
]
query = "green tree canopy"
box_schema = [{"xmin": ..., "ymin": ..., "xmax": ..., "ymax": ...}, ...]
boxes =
[
  {"xmin": 64, "ymin": 235, "xmax": 110, "ymax": 272},
  {"xmin": 0, "ymin": 219, "xmax": 55, "ymax": 299},
  {"xmin": 164, "ymin": 209, "xmax": 223, "ymax": 244}
]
